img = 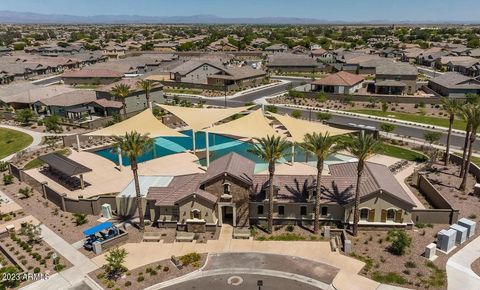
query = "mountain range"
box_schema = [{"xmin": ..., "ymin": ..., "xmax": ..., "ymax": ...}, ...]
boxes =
[{"xmin": 0, "ymin": 10, "xmax": 477, "ymax": 24}]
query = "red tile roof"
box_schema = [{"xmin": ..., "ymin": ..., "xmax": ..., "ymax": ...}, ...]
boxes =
[{"xmin": 312, "ymin": 71, "xmax": 364, "ymax": 87}]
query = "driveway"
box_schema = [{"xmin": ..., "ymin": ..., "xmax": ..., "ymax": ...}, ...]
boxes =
[{"xmin": 446, "ymin": 235, "xmax": 480, "ymax": 290}]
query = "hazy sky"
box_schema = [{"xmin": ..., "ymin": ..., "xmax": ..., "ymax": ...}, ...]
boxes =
[{"xmin": 1, "ymin": 0, "xmax": 479, "ymax": 22}]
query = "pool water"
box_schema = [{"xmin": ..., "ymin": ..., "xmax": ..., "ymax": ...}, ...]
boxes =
[{"xmin": 94, "ymin": 130, "xmax": 355, "ymax": 172}]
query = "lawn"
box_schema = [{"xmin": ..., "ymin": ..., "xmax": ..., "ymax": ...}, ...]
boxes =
[
  {"xmin": 23, "ymin": 149, "xmax": 69, "ymax": 170},
  {"xmin": 349, "ymin": 109, "xmax": 467, "ymax": 131},
  {"xmin": 380, "ymin": 143, "xmax": 428, "ymax": 162},
  {"xmin": 164, "ymin": 88, "xmax": 205, "ymax": 95},
  {"xmin": 0, "ymin": 128, "xmax": 33, "ymax": 159}
]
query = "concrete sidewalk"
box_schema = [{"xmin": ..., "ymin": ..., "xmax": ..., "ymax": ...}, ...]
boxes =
[
  {"xmin": 20, "ymin": 225, "xmax": 99, "ymax": 290},
  {"xmin": 446, "ymin": 235, "xmax": 480, "ymax": 290}
]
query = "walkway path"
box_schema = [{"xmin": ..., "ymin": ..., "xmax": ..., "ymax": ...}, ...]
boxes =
[
  {"xmin": 446, "ymin": 235, "xmax": 480, "ymax": 290},
  {"xmin": 394, "ymin": 163, "xmax": 425, "ymax": 209},
  {"xmin": 20, "ymin": 225, "xmax": 99, "ymax": 290}
]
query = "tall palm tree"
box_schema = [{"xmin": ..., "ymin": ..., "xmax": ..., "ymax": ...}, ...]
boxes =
[
  {"xmin": 137, "ymin": 79, "xmax": 154, "ymax": 109},
  {"xmin": 249, "ymin": 135, "xmax": 291, "ymax": 234},
  {"xmin": 114, "ymin": 131, "xmax": 153, "ymax": 230},
  {"xmin": 458, "ymin": 106, "xmax": 472, "ymax": 178},
  {"xmin": 459, "ymin": 104, "xmax": 480, "ymax": 191},
  {"xmin": 344, "ymin": 133, "xmax": 380, "ymax": 236},
  {"xmin": 441, "ymin": 97, "xmax": 459, "ymax": 166},
  {"xmin": 302, "ymin": 132, "xmax": 339, "ymax": 234},
  {"xmin": 110, "ymin": 83, "xmax": 132, "ymax": 118}
]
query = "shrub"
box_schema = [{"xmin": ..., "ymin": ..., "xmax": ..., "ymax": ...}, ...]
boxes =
[
  {"xmin": 137, "ymin": 276, "xmax": 144, "ymax": 282},
  {"xmin": 286, "ymin": 225, "xmax": 294, "ymax": 232},
  {"xmin": 96, "ymin": 273, "xmax": 105, "ymax": 279},
  {"xmin": 388, "ymin": 230, "xmax": 411, "ymax": 256},
  {"xmin": 3, "ymin": 174, "xmax": 13, "ymax": 185},
  {"xmin": 73, "ymin": 213, "xmax": 88, "ymax": 226},
  {"xmin": 0, "ymin": 161, "xmax": 8, "ymax": 172},
  {"xmin": 405, "ymin": 261, "xmax": 417, "ymax": 268},
  {"xmin": 179, "ymin": 252, "xmax": 201, "ymax": 266},
  {"xmin": 125, "ymin": 281, "xmax": 132, "ymax": 287},
  {"xmin": 34, "ymin": 267, "xmax": 40, "ymax": 273},
  {"xmin": 106, "ymin": 280, "xmax": 115, "ymax": 288},
  {"xmin": 54, "ymin": 264, "xmax": 65, "ymax": 271},
  {"xmin": 163, "ymin": 266, "xmax": 169, "ymax": 272},
  {"xmin": 372, "ymin": 271, "xmax": 408, "ymax": 285}
]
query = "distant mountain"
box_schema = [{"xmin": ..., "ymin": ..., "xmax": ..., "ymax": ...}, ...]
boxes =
[{"xmin": 0, "ymin": 10, "xmax": 477, "ymax": 24}]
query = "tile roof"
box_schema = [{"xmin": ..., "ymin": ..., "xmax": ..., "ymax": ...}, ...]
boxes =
[
  {"xmin": 375, "ymin": 62, "xmax": 418, "ymax": 76},
  {"xmin": 38, "ymin": 90, "xmax": 97, "ymax": 107},
  {"xmin": 312, "ymin": 71, "xmax": 364, "ymax": 87},
  {"xmin": 429, "ymin": 72, "xmax": 480, "ymax": 89},
  {"xmin": 92, "ymin": 98, "xmax": 123, "ymax": 109},
  {"xmin": 202, "ymin": 152, "xmax": 256, "ymax": 185},
  {"xmin": 61, "ymin": 69, "xmax": 123, "ymax": 78}
]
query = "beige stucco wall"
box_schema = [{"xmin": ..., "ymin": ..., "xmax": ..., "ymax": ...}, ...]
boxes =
[
  {"xmin": 177, "ymin": 195, "xmax": 217, "ymax": 224},
  {"xmin": 344, "ymin": 191, "xmax": 413, "ymax": 224}
]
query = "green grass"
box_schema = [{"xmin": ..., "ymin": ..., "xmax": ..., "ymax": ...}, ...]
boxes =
[
  {"xmin": 349, "ymin": 109, "xmax": 467, "ymax": 131},
  {"xmin": 164, "ymin": 88, "xmax": 205, "ymax": 95},
  {"xmin": 23, "ymin": 149, "xmax": 69, "ymax": 170},
  {"xmin": 423, "ymin": 261, "xmax": 446, "ymax": 287},
  {"xmin": 380, "ymin": 143, "xmax": 428, "ymax": 162},
  {"xmin": 372, "ymin": 271, "xmax": 408, "ymax": 285},
  {"xmin": 0, "ymin": 128, "xmax": 33, "ymax": 159},
  {"xmin": 257, "ymin": 232, "xmax": 306, "ymax": 241}
]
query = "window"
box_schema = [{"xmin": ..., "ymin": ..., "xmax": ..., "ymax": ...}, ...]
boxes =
[
  {"xmin": 387, "ymin": 209, "xmax": 396, "ymax": 221},
  {"xmin": 257, "ymin": 205, "xmax": 264, "ymax": 215},
  {"xmin": 360, "ymin": 209, "xmax": 369, "ymax": 221},
  {"xmin": 321, "ymin": 206, "xmax": 328, "ymax": 216},
  {"xmin": 278, "ymin": 206, "xmax": 285, "ymax": 216},
  {"xmin": 300, "ymin": 206, "xmax": 307, "ymax": 216},
  {"xmin": 223, "ymin": 183, "xmax": 231, "ymax": 195},
  {"xmin": 191, "ymin": 209, "xmax": 201, "ymax": 219}
]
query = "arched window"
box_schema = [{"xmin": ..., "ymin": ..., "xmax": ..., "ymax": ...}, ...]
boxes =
[
  {"xmin": 387, "ymin": 209, "xmax": 396, "ymax": 221},
  {"xmin": 191, "ymin": 209, "xmax": 201, "ymax": 219},
  {"xmin": 360, "ymin": 208, "xmax": 369, "ymax": 221}
]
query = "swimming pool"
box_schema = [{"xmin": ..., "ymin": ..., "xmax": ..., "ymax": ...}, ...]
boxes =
[{"xmin": 94, "ymin": 130, "xmax": 355, "ymax": 172}]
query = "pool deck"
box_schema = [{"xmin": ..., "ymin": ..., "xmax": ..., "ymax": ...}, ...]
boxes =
[{"xmin": 25, "ymin": 151, "xmax": 204, "ymax": 199}]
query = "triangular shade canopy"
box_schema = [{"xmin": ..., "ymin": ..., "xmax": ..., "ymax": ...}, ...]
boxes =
[
  {"xmin": 156, "ymin": 104, "xmax": 254, "ymax": 131},
  {"xmin": 206, "ymin": 109, "xmax": 281, "ymax": 139},
  {"xmin": 269, "ymin": 112, "xmax": 354, "ymax": 143},
  {"xmin": 85, "ymin": 109, "xmax": 186, "ymax": 138}
]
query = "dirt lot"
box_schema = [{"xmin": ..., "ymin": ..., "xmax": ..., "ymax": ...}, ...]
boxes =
[
  {"xmin": 252, "ymin": 223, "xmax": 328, "ymax": 241},
  {"xmin": 471, "ymin": 258, "xmax": 480, "ymax": 277},
  {"xmin": 1, "ymin": 181, "xmax": 101, "ymax": 244},
  {"xmin": 90, "ymin": 253, "xmax": 207, "ymax": 290},
  {"xmin": 0, "ymin": 119, "xmax": 89, "ymax": 134}
]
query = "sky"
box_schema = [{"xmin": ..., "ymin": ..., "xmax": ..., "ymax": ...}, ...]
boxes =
[{"xmin": 1, "ymin": 0, "xmax": 479, "ymax": 22}]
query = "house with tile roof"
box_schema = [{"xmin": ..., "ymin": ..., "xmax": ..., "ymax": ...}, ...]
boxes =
[
  {"xmin": 123, "ymin": 152, "xmax": 416, "ymax": 233},
  {"xmin": 428, "ymin": 72, "xmax": 480, "ymax": 98},
  {"xmin": 311, "ymin": 71, "xmax": 364, "ymax": 94}
]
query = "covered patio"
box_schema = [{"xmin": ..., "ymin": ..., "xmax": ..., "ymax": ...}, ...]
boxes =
[
  {"xmin": 375, "ymin": 80, "xmax": 407, "ymax": 95},
  {"xmin": 39, "ymin": 152, "xmax": 92, "ymax": 190}
]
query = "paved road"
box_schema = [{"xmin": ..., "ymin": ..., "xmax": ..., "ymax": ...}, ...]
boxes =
[
  {"xmin": 162, "ymin": 273, "xmax": 321, "ymax": 290},
  {"xmin": 31, "ymin": 75, "xmax": 61, "ymax": 86}
]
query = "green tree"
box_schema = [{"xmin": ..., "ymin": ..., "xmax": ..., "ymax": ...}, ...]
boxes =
[
  {"xmin": 388, "ymin": 230, "xmax": 412, "ymax": 255},
  {"xmin": 291, "ymin": 110, "xmax": 302, "ymax": 119},
  {"xmin": 302, "ymin": 132, "xmax": 339, "ymax": 234},
  {"xmin": 114, "ymin": 131, "xmax": 153, "ymax": 230},
  {"xmin": 460, "ymin": 104, "xmax": 480, "ymax": 191},
  {"xmin": 249, "ymin": 135, "xmax": 291, "ymax": 233},
  {"xmin": 0, "ymin": 266, "xmax": 21, "ymax": 288},
  {"xmin": 105, "ymin": 247, "xmax": 128, "ymax": 279},
  {"xmin": 424, "ymin": 131, "xmax": 442, "ymax": 148},
  {"xmin": 110, "ymin": 83, "xmax": 133, "ymax": 118},
  {"xmin": 265, "ymin": 105, "xmax": 278, "ymax": 113},
  {"xmin": 43, "ymin": 115, "xmax": 63, "ymax": 133},
  {"xmin": 379, "ymin": 123, "xmax": 396, "ymax": 137},
  {"xmin": 381, "ymin": 101, "xmax": 389, "ymax": 112},
  {"xmin": 73, "ymin": 213, "xmax": 88, "ymax": 226},
  {"xmin": 316, "ymin": 112, "xmax": 332, "ymax": 122},
  {"xmin": 344, "ymin": 133, "xmax": 381, "ymax": 236},
  {"xmin": 15, "ymin": 108, "xmax": 36, "ymax": 125},
  {"xmin": 316, "ymin": 92, "xmax": 327, "ymax": 103},
  {"xmin": 137, "ymin": 79, "xmax": 154, "ymax": 109},
  {"xmin": 440, "ymin": 98, "xmax": 460, "ymax": 165}
]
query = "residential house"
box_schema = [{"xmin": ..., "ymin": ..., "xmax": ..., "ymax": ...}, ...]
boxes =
[
  {"xmin": 428, "ymin": 72, "xmax": 480, "ymax": 98},
  {"xmin": 311, "ymin": 71, "xmax": 364, "ymax": 94},
  {"xmin": 266, "ymin": 53, "xmax": 320, "ymax": 73},
  {"xmin": 265, "ymin": 43, "xmax": 288, "ymax": 54},
  {"xmin": 61, "ymin": 69, "xmax": 124, "ymax": 85},
  {"xmin": 374, "ymin": 62, "xmax": 418, "ymax": 95}
]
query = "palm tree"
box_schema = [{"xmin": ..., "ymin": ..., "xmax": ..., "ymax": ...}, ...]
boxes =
[
  {"xmin": 441, "ymin": 97, "xmax": 459, "ymax": 166},
  {"xmin": 302, "ymin": 132, "xmax": 339, "ymax": 234},
  {"xmin": 137, "ymin": 79, "xmax": 153, "ymax": 109},
  {"xmin": 459, "ymin": 105, "xmax": 480, "ymax": 191},
  {"xmin": 114, "ymin": 131, "xmax": 153, "ymax": 230},
  {"xmin": 110, "ymin": 83, "xmax": 132, "ymax": 118},
  {"xmin": 458, "ymin": 103, "xmax": 472, "ymax": 178},
  {"xmin": 249, "ymin": 135, "xmax": 291, "ymax": 234},
  {"xmin": 344, "ymin": 133, "xmax": 380, "ymax": 236}
]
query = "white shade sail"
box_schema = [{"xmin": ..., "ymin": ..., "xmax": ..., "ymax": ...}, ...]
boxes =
[{"xmin": 85, "ymin": 109, "xmax": 186, "ymax": 138}]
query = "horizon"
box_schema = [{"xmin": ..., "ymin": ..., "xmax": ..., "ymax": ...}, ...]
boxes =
[{"xmin": 1, "ymin": 0, "xmax": 480, "ymax": 23}]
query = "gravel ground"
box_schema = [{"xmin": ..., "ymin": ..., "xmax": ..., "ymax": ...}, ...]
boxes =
[{"xmin": 471, "ymin": 258, "xmax": 480, "ymax": 277}]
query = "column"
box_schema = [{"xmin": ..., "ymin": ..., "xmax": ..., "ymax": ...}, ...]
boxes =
[
  {"xmin": 206, "ymin": 131, "xmax": 210, "ymax": 167},
  {"xmin": 291, "ymin": 143, "xmax": 295, "ymax": 165},
  {"xmin": 232, "ymin": 205, "xmax": 237, "ymax": 227},
  {"xmin": 218, "ymin": 204, "xmax": 223, "ymax": 226},
  {"xmin": 192, "ymin": 130, "xmax": 196, "ymax": 153},
  {"xmin": 76, "ymin": 134, "xmax": 81, "ymax": 152},
  {"xmin": 80, "ymin": 174, "xmax": 85, "ymax": 189},
  {"xmin": 117, "ymin": 145, "xmax": 123, "ymax": 171}
]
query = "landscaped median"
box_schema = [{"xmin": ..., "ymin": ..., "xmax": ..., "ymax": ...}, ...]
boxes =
[
  {"xmin": 348, "ymin": 109, "xmax": 467, "ymax": 131},
  {"xmin": 379, "ymin": 143, "xmax": 428, "ymax": 162},
  {"xmin": 0, "ymin": 128, "xmax": 33, "ymax": 160}
]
